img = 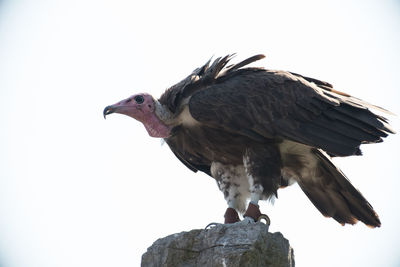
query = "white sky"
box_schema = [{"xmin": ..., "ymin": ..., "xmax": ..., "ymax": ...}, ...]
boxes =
[{"xmin": 0, "ymin": 0, "xmax": 399, "ymax": 266}]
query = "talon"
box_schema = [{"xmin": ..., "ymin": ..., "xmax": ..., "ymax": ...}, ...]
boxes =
[
  {"xmin": 257, "ymin": 214, "xmax": 271, "ymax": 225},
  {"xmin": 205, "ymin": 222, "xmax": 220, "ymax": 229}
]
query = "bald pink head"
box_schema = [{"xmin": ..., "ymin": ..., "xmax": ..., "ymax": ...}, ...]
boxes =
[{"xmin": 103, "ymin": 93, "xmax": 171, "ymax": 138}]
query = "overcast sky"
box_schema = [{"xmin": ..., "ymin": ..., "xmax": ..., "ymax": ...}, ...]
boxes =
[{"xmin": 1, "ymin": 0, "xmax": 399, "ymax": 266}]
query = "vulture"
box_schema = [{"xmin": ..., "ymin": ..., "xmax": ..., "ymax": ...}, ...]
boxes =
[{"xmin": 104, "ymin": 54, "xmax": 394, "ymax": 228}]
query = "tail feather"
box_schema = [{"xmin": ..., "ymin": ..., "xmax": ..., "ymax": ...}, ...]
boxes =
[{"xmin": 298, "ymin": 149, "xmax": 381, "ymax": 227}]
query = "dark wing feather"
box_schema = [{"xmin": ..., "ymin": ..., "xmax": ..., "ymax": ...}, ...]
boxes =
[
  {"xmin": 298, "ymin": 149, "xmax": 381, "ymax": 227},
  {"xmin": 160, "ymin": 55, "xmax": 268, "ymax": 174},
  {"xmin": 159, "ymin": 55, "xmax": 233, "ymax": 113},
  {"xmin": 159, "ymin": 54, "xmax": 266, "ymax": 113},
  {"xmin": 166, "ymin": 138, "xmax": 212, "ymax": 177},
  {"xmin": 188, "ymin": 69, "xmax": 393, "ymax": 156}
]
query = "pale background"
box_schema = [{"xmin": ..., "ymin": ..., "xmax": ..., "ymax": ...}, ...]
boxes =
[{"xmin": 1, "ymin": 0, "xmax": 399, "ymax": 266}]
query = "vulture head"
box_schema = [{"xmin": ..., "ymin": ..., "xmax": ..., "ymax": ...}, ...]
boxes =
[{"xmin": 103, "ymin": 93, "xmax": 172, "ymax": 138}]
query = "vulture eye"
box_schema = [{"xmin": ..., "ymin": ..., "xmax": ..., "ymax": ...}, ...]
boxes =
[{"xmin": 134, "ymin": 95, "xmax": 144, "ymax": 104}]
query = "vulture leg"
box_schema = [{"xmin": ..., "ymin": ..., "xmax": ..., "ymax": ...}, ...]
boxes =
[
  {"xmin": 211, "ymin": 162, "xmax": 250, "ymax": 224},
  {"xmin": 243, "ymin": 146, "xmax": 282, "ymax": 223}
]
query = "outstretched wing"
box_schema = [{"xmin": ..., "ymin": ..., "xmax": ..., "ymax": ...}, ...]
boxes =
[{"xmin": 188, "ymin": 68, "xmax": 394, "ymax": 156}]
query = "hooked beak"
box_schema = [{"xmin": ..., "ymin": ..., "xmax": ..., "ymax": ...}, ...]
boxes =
[{"xmin": 103, "ymin": 105, "xmax": 115, "ymax": 119}]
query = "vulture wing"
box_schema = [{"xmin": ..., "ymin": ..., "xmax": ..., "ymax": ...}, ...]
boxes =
[
  {"xmin": 188, "ymin": 67, "xmax": 394, "ymax": 157},
  {"xmin": 167, "ymin": 139, "xmax": 212, "ymax": 176}
]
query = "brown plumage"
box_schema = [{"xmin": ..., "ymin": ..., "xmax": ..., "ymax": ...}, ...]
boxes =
[{"xmin": 104, "ymin": 54, "xmax": 394, "ymax": 227}]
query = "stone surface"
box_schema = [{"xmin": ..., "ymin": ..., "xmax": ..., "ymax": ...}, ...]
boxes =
[{"xmin": 141, "ymin": 223, "xmax": 294, "ymax": 267}]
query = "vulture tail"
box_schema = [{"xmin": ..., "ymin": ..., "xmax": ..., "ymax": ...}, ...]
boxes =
[{"xmin": 298, "ymin": 149, "xmax": 381, "ymax": 228}]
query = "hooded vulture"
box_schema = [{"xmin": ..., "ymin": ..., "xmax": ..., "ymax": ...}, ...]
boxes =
[{"xmin": 104, "ymin": 54, "xmax": 394, "ymax": 227}]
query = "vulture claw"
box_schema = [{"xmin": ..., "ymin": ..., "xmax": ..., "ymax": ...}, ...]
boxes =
[
  {"xmin": 205, "ymin": 222, "xmax": 221, "ymax": 229},
  {"xmin": 257, "ymin": 214, "xmax": 271, "ymax": 226}
]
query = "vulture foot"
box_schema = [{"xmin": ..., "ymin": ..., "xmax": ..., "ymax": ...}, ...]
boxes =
[
  {"xmin": 205, "ymin": 207, "xmax": 241, "ymax": 229},
  {"xmin": 244, "ymin": 202, "xmax": 262, "ymax": 221},
  {"xmin": 224, "ymin": 207, "xmax": 240, "ymax": 224},
  {"xmin": 204, "ymin": 204, "xmax": 270, "ymax": 229},
  {"xmin": 243, "ymin": 202, "xmax": 271, "ymax": 226}
]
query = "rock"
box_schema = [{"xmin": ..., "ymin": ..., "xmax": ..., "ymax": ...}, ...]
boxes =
[{"xmin": 141, "ymin": 223, "xmax": 294, "ymax": 267}]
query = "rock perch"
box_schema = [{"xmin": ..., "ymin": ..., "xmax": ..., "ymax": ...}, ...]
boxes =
[{"xmin": 141, "ymin": 223, "xmax": 294, "ymax": 267}]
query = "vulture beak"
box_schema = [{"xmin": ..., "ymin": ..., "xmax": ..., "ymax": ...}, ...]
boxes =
[{"xmin": 103, "ymin": 105, "xmax": 115, "ymax": 119}]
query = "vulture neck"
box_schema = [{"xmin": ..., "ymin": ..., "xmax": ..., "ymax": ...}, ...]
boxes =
[
  {"xmin": 154, "ymin": 100, "xmax": 175, "ymax": 123},
  {"xmin": 153, "ymin": 98, "xmax": 199, "ymax": 136}
]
